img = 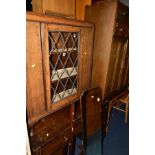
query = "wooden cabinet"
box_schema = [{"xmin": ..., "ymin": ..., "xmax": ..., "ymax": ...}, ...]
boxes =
[
  {"xmin": 85, "ymin": 0, "xmax": 129, "ymax": 99},
  {"xmin": 26, "ymin": 13, "xmax": 94, "ymax": 124}
]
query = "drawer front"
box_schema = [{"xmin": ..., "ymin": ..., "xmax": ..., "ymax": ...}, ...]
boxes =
[
  {"xmin": 114, "ymin": 21, "xmax": 129, "ymax": 38},
  {"xmin": 40, "ymin": 129, "xmax": 71, "ymax": 155},
  {"xmin": 29, "ymin": 106, "xmax": 71, "ymax": 149}
]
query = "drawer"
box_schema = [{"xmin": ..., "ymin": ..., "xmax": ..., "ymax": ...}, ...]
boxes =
[
  {"xmin": 40, "ymin": 129, "xmax": 71, "ymax": 155},
  {"xmin": 114, "ymin": 21, "xmax": 129, "ymax": 38},
  {"xmin": 31, "ymin": 129, "xmax": 72, "ymax": 155},
  {"xmin": 29, "ymin": 106, "xmax": 71, "ymax": 149}
]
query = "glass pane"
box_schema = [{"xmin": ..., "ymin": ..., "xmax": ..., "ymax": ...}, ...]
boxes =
[{"xmin": 48, "ymin": 31, "xmax": 79, "ymax": 103}]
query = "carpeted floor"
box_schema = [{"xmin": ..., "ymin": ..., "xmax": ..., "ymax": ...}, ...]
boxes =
[
  {"xmin": 103, "ymin": 108, "xmax": 129, "ymax": 155},
  {"xmin": 74, "ymin": 108, "xmax": 129, "ymax": 155}
]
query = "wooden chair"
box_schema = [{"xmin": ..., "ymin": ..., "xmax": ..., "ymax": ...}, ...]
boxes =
[
  {"xmin": 79, "ymin": 87, "xmax": 109, "ymax": 155},
  {"xmin": 108, "ymin": 90, "xmax": 129, "ymax": 124}
]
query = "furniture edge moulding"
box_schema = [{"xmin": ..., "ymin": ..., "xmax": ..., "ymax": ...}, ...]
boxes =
[{"xmin": 26, "ymin": 12, "xmax": 94, "ymax": 28}]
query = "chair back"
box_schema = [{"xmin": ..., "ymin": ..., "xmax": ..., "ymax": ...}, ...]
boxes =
[{"xmin": 80, "ymin": 87, "xmax": 103, "ymax": 155}]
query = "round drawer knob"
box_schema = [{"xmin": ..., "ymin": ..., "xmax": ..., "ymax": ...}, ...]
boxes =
[
  {"xmin": 91, "ymin": 96, "xmax": 94, "ymax": 99},
  {"xmin": 64, "ymin": 136, "xmax": 68, "ymax": 141},
  {"xmin": 97, "ymin": 98, "xmax": 100, "ymax": 102},
  {"xmin": 122, "ymin": 12, "xmax": 126, "ymax": 15},
  {"xmin": 46, "ymin": 133, "xmax": 49, "ymax": 137},
  {"xmin": 31, "ymin": 64, "xmax": 36, "ymax": 68},
  {"xmin": 30, "ymin": 131, "xmax": 33, "ymax": 137}
]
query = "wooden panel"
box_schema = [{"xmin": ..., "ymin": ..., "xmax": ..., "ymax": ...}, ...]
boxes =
[
  {"xmin": 81, "ymin": 87, "xmax": 102, "ymax": 136},
  {"xmin": 110, "ymin": 37, "xmax": 128, "ymax": 92},
  {"xmin": 87, "ymin": 95, "xmax": 101, "ymax": 135},
  {"xmin": 32, "ymin": 0, "xmax": 43, "ymax": 13},
  {"xmin": 104, "ymin": 37, "xmax": 129, "ymax": 97},
  {"xmin": 85, "ymin": 1, "xmax": 129, "ymax": 99},
  {"xmin": 41, "ymin": 142, "xmax": 68, "ymax": 155},
  {"xmin": 104, "ymin": 37, "xmax": 120, "ymax": 97},
  {"xmin": 32, "ymin": 0, "xmax": 75, "ymax": 18},
  {"xmin": 123, "ymin": 51, "xmax": 129, "ymax": 87},
  {"xmin": 26, "ymin": 12, "xmax": 94, "ymax": 28},
  {"xmin": 114, "ymin": 21, "xmax": 129, "ymax": 38},
  {"xmin": 43, "ymin": 0, "xmax": 75, "ymax": 18},
  {"xmin": 26, "ymin": 21, "xmax": 46, "ymax": 120},
  {"xmin": 76, "ymin": 0, "xmax": 92, "ymax": 20},
  {"xmin": 78, "ymin": 27, "xmax": 94, "ymax": 94},
  {"xmin": 32, "ymin": 129, "xmax": 70, "ymax": 155},
  {"xmin": 85, "ymin": 0, "xmax": 117, "ymax": 98},
  {"xmin": 116, "ymin": 1, "xmax": 129, "ymax": 22},
  {"xmin": 73, "ymin": 100, "xmax": 82, "ymax": 136},
  {"xmin": 117, "ymin": 39, "xmax": 129, "ymax": 90}
]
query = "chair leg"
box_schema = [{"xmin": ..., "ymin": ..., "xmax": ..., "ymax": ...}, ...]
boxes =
[
  {"xmin": 125, "ymin": 102, "xmax": 129, "ymax": 123},
  {"xmin": 106, "ymin": 101, "xmax": 113, "ymax": 132}
]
